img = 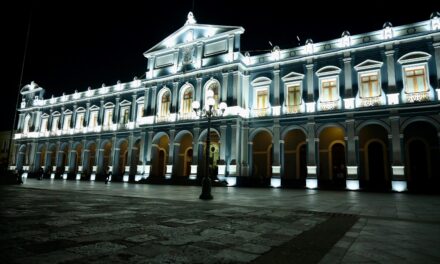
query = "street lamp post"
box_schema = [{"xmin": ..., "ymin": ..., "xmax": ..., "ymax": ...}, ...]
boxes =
[{"xmin": 192, "ymin": 90, "xmax": 227, "ymax": 200}]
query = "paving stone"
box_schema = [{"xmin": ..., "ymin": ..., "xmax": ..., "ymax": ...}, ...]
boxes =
[
  {"xmin": 66, "ymin": 241, "xmax": 127, "ymax": 256},
  {"xmin": 215, "ymin": 248, "xmax": 259, "ymax": 263}
]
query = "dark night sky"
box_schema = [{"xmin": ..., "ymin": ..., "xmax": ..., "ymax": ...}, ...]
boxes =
[{"xmin": 2, "ymin": 0, "xmax": 438, "ymax": 130}]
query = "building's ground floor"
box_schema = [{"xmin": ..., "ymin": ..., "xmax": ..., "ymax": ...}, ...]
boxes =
[{"xmin": 10, "ymin": 111, "xmax": 440, "ymax": 193}]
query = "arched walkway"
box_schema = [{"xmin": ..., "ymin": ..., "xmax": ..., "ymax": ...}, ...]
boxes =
[
  {"xmin": 404, "ymin": 121, "xmax": 440, "ymax": 192},
  {"xmin": 151, "ymin": 133, "xmax": 169, "ymax": 178},
  {"xmin": 251, "ymin": 130, "xmax": 273, "ymax": 186},
  {"xmin": 174, "ymin": 131, "xmax": 193, "ymax": 178},
  {"xmin": 283, "ymin": 129, "xmax": 307, "ymax": 187},
  {"xmin": 198, "ymin": 129, "xmax": 220, "ymax": 180},
  {"xmin": 318, "ymin": 126, "xmax": 346, "ymax": 189},
  {"xmin": 16, "ymin": 144, "xmax": 27, "ymax": 170},
  {"xmin": 359, "ymin": 124, "xmax": 390, "ymax": 190}
]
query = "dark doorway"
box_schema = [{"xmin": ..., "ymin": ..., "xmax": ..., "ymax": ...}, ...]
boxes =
[
  {"xmin": 408, "ymin": 140, "xmax": 429, "ymax": 190},
  {"xmin": 158, "ymin": 149, "xmax": 166, "ymax": 178},
  {"xmin": 331, "ymin": 143, "xmax": 346, "ymax": 188},
  {"xmin": 368, "ymin": 141, "xmax": 386, "ymax": 190}
]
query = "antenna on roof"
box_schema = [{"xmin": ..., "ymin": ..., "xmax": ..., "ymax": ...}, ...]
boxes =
[
  {"xmin": 296, "ymin": 36, "xmax": 301, "ymax": 46},
  {"xmin": 268, "ymin": 41, "xmax": 273, "ymax": 47}
]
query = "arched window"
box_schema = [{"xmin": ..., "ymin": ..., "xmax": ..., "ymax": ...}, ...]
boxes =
[
  {"xmin": 182, "ymin": 88, "xmax": 193, "ymax": 114},
  {"xmin": 204, "ymin": 80, "xmax": 220, "ymax": 110},
  {"xmin": 160, "ymin": 91, "xmax": 171, "ymax": 117}
]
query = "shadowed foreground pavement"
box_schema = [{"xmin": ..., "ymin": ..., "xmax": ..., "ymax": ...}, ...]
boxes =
[{"xmin": 1, "ymin": 179, "xmax": 439, "ymax": 263}]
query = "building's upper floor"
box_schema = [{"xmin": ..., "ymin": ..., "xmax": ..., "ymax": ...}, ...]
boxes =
[{"xmin": 15, "ymin": 12, "xmax": 440, "ymax": 140}]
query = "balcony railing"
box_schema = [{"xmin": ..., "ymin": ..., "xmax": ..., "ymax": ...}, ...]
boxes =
[
  {"xmin": 252, "ymin": 107, "xmax": 271, "ymax": 117},
  {"xmin": 406, "ymin": 91, "xmax": 430, "ymax": 103},
  {"xmin": 284, "ymin": 105, "xmax": 301, "ymax": 114},
  {"xmin": 360, "ymin": 96, "xmax": 382, "ymax": 107}
]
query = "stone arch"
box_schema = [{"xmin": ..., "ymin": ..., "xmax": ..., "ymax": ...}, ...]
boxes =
[
  {"xmin": 400, "ymin": 116, "xmax": 440, "ymax": 134},
  {"xmin": 283, "ymin": 128, "xmax": 307, "ymax": 187},
  {"xmin": 203, "ymin": 78, "xmax": 221, "ymax": 109},
  {"xmin": 251, "ymin": 129, "xmax": 273, "ymax": 184},
  {"xmin": 318, "ymin": 125, "xmax": 346, "ymax": 188},
  {"xmin": 359, "ymin": 124, "xmax": 390, "ymax": 190},
  {"xmin": 151, "ymin": 132, "xmax": 170, "ymax": 178},
  {"xmin": 316, "ymin": 122, "xmax": 345, "ymax": 138},
  {"xmin": 281, "ymin": 125, "xmax": 307, "ymax": 139},
  {"xmin": 356, "ymin": 120, "xmax": 391, "ymax": 135},
  {"xmin": 249, "ymin": 127, "xmax": 273, "ymax": 142},
  {"xmin": 174, "ymin": 130, "xmax": 194, "ymax": 178},
  {"xmin": 403, "ymin": 121, "xmax": 440, "ymax": 192},
  {"xmin": 16, "ymin": 144, "xmax": 27, "ymax": 170}
]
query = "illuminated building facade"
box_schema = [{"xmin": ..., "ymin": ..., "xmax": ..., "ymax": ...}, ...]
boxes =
[{"xmin": 10, "ymin": 12, "xmax": 440, "ymax": 192}]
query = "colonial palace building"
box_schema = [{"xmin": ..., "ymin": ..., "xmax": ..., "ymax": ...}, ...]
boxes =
[{"xmin": 10, "ymin": 12, "xmax": 440, "ymax": 192}]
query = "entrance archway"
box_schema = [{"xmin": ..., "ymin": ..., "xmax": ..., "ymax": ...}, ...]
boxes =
[
  {"xmin": 175, "ymin": 131, "xmax": 193, "ymax": 178},
  {"xmin": 404, "ymin": 121, "xmax": 440, "ymax": 192},
  {"xmin": 151, "ymin": 133, "xmax": 169, "ymax": 178},
  {"xmin": 283, "ymin": 129, "xmax": 307, "ymax": 187},
  {"xmin": 16, "ymin": 144, "xmax": 27, "ymax": 170},
  {"xmin": 359, "ymin": 124, "xmax": 390, "ymax": 190},
  {"xmin": 198, "ymin": 129, "xmax": 220, "ymax": 180},
  {"xmin": 251, "ymin": 129, "xmax": 273, "ymax": 186},
  {"xmin": 318, "ymin": 126, "xmax": 346, "ymax": 188}
]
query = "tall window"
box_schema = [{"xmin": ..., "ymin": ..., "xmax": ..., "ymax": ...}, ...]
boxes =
[
  {"xmin": 404, "ymin": 67, "xmax": 428, "ymax": 93},
  {"xmin": 321, "ymin": 79, "xmax": 338, "ymax": 102},
  {"xmin": 105, "ymin": 110, "xmax": 113, "ymax": 126},
  {"xmin": 183, "ymin": 89, "xmax": 192, "ymax": 114},
  {"xmin": 63, "ymin": 115, "xmax": 71, "ymax": 130},
  {"xmin": 287, "ymin": 85, "xmax": 302, "ymax": 106},
  {"xmin": 89, "ymin": 112, "xmax": 98, "ymax": 128},
  {"xmin": 40, "ymin": 118, "xmax": 48, "ymax": 132},
  {"xmin": 206, "ymin": 82, "xmax": 219, "ymax": 109},
  {"xmin": 360, "ymin": 73, "xmax": 380, "ymax": 98},
  {"xmin": 122, "ymin": 108, "xmax": 129, "ymax": 124},
  {"xmin": 52, "ymin": 117, "xmax": 59, "ymax": 131},
  {"xmin": 257, "ymin": 90, "xmax": 268, "ymax": 109},
  {"xmin": 76, "ymin": 113, "xmax": 84, "ymax": 129},
  {"xmin": 137, "ymin": 105, "xmax": 144, "ymax": 120},
  {"xmin": 160, "ymin": 92, "xmax": 170, "ymax": 116}
]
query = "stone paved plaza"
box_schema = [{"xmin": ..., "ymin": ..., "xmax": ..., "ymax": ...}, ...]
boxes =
[{"xmin": 1, "ymin": 179, "xmax": 440, "ymax": 263}]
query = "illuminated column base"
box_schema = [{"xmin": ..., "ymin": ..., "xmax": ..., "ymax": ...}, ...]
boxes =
[
  {"xmin": 123, "ymin": 166, "xmax": 130, "ymax": 182},
  {"xmin": 306, "ymin": 102, "xmax": 316, "ymax": 113},
  {"xmin": 306, "ymin": 165, "xmax": 318, "ymax": 189},
  {"xmin": 392, "ymin": 181, "xmax": 407, "ymax": 192},
  {"xmin": 270, "ymin": 177, "xmax": 281, "ymax": 188},
  {"xmin": 76, "ymin": 173, "xmax": 81, "ymax": 180},
  {"xmin": 346, "ymin": 180, "xmax": 360, "ymax": 190},
  {"xmin": 63, "ymin": 173, "xmax": 67, "ymax": 180},
  {"xmin": 226, "ymin": 176, "xmax": 236, "ymax": 186},
  {"xmin": 387, "ymin": 93, "xmax": 400, "ymax": 105},
  {"xmin": 22, "ymin": 172, "xmax": 28, "ymax": 179},
  {"xmin": 143, "ymin": 165, "xmax": 151, "ymax": 180},
  {"xmin": 189, "ymin": 165, "xmax": 198, "ymax": 180},
  {"xmin": 306, "ymin": 179, "xmax": 318, "ymax": 189},
  {"xmin": 165, "ymin": 165, "xmax": 172, "ymax": 179},
  {"xmin": 50, "ymin": 173, "xmax": 55, "ymax": 179},
  {"xmin": 346, "ymin": 166, "xmax": 359, "ymax": 190},
  {"xmin": 228, "ymin": 165, "xmax": 237, "ymax": 176},
  {"xmin": 343, "ymin": 98, "xmax": 355, "ymax": 109},
  {"xmin": 90, "ymin": 174, "xmax": 96, "ymax": 181}
]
